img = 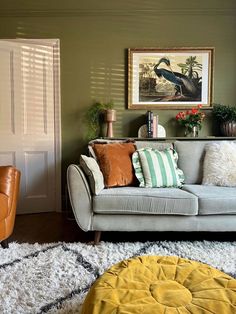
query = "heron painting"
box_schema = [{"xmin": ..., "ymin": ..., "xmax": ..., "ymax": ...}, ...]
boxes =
[
  {"xmin": 153, "ymin": 57, "xmax": 200, "ymax": 99},
  {"xmin": 128, "ymin": 48, "xmax": 214, "ymax": 109}
]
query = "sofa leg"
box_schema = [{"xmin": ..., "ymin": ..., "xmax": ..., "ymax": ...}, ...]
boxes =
[
  {"xmin": 94, "ymin": 231, "xmax": 101, "ymax": 244},
  {"xmin": 1, "ymin": 239, "xmax": 9, "ymax": 249}
]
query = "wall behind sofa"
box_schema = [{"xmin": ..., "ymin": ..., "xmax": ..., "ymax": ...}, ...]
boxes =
[{"xmin": 0, "ymin": 0, "xmax": 236, "ymax": 192}]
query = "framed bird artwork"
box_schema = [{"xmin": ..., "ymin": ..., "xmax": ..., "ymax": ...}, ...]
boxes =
[{"xmin": 128, "ymin": 47, "xmax": 214, "ymax": 109}]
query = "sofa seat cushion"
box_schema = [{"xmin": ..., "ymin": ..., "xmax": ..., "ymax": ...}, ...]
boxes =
[
  {"xmin": 182, "ymin": 185, "xmax": 236, "ymax": 215},
  {"xmin": 93, "ymin": 187, "xmax": 198, "ymax": 215}
]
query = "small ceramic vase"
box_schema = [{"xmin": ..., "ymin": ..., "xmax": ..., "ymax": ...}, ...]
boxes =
[{"xmin": 105, "ymin": 109, "xmax": 116, "ymax": 137}]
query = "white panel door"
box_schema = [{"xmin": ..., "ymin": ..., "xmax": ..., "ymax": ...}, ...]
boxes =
[{"xmin": 0, "ymin": 40, "xmax": 60, "ymax": 213}]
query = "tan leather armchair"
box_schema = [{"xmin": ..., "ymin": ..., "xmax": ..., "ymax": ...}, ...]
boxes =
[{"xmin": 0, "ymin": 166, "xmax": 20, "ymax": 248}]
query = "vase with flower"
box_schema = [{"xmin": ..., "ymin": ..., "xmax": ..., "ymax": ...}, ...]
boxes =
[{"xmin": 176, "ymin": 105, "xmax": 205, "ymax": 137}]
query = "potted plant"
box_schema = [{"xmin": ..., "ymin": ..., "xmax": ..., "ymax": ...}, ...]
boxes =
[
  {"xmin": 212, "ymin": 104, "xmax": 236, "ymax": 136},
  {"xmin": 86, "ymin": 101, "xmax": 115, "ymax": 139}
]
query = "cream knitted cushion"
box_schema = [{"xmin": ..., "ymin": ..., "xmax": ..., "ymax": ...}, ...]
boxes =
[{"xmin": 202, "ymin": 141, "xmax": 236, "ymax": 187}]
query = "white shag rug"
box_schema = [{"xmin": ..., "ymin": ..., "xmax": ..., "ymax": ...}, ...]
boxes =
[{"xmin": 0, "ymin": 240, "xmax": 235, "ymax": 314}]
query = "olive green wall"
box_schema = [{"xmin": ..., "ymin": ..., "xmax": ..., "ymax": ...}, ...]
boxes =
[{"xmin": 0, "ymin": 0, "xmax": 236, "ymax": 191}]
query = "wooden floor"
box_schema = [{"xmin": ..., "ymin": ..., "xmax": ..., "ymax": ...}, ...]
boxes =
[
  {"xmin": 9, "ymin": 212, "xmax": 235, "ymax": 244},
  {"xmin": 10, "ymin": 212, "xmax": 89, "ymax": 244}
]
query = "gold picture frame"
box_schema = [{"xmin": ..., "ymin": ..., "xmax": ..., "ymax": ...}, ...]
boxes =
[{"xmin": 128, "ymin": 47, "xmax": 214, "ymax": 109}]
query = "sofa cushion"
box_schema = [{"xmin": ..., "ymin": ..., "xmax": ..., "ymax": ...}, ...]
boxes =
[
  {"xmin": 133, "ymin": 148, "xmax": 184, "ymax": 188},
  {"xmin": 136, "ymin": 148, "xmax": 183, "ymax": 188},
  {"xmin": 93, "ymin": 187, "xmax": 198, "ymax": 215},
  {"xmin": 132, "ymin": 151, "xmax": 145, "ymax": 187},
  {"xmin": 182, "ymin": 184, "xmax": 236, "ymax": 215},
  {"xmin": 174, "ymin": 140, "xmax": 236, "ymax": 184},
  {"xmin": 80, "ymin": 155, "xmax": 104, "ymax": 195},
  {"xmin": 202, "ymin": 142, "xmax": 236, "ymax": 187},
  {"xmin": 132, "ymin": 143, "xmax": 173, "ymax": 188},
  {"xmin": 92, "ymin": 142, "xmax": 137, "ymax": 188},
  {"xmin": 88, "ymin": 139, "xmax": 135, "ymax": 159}
]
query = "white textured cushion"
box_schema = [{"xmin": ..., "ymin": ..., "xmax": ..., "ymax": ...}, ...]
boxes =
[
  {"xmin": 80, "ymin": 155, "xmax": 104, "ymax": 195},
  {"xmin": 202, "ymin": 142, "xmax": 236, "ymax": 187},
  {"xmin": 135, "ymin": 148, "xmax": 183, "ymax": 188}
]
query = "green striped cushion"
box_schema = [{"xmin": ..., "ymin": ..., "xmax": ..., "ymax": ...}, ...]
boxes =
[
  {"xmin": 132, "ymin": 151, "xmax": 145, "ymax": 187},
  {"xmin": 135, "ymin": 148, "xmax": 183, "ymax": 188},
  {"xmin": 132, "ymin": 148, "xmax": 184, "ymax": 187},
  {"xmin": 172, "ymin": 149, "xmax": 185, "ymax": 184}
]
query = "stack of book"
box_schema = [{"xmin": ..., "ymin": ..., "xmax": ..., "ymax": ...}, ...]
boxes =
[{"xmin": 146, "ymin": 111, "xmax": 159, "ymax": 138}]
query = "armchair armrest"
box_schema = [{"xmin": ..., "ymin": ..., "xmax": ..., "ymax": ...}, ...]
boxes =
[
  {"xmin": 0, "ymin": 166, "xmax": 20, "ymax": 215},
  {"xmin": 0, "ymin": 166, "xmax": 20, "ymax": 242},
  {"xmin": 67, "ymin": 164, "xmax": 93, "ymax": 232}
]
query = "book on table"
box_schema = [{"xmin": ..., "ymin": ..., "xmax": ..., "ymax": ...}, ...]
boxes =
[
  {"xmin": 146, "ymin": 111, "xmax": 153, "ymax": 138},
  {"xmin": 153, "ymin": 115, "xmax": 159, "ymax": 137}
]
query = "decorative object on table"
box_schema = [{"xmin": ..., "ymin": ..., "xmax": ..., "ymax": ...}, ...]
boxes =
[
  {"xmin": 105, "ymin": 109, "xmax": 116, "ymax": 137},
  {"xmin": 212, "ymin": 104, "xmax": 236, "ymax": 136},
  {"xmin": 176, "ymin": 105, "xmax": 205, "ymax": 137},
  {"xmin": 138, "ymin": 124, "xmax": 166, "ymax": 138},
  {"xmin": 128, "ymin": 47, "xmax": 214, "ymax": 109},
  {"xmin": 85, "ymin": 101, "xmax": 114, "ymax": 139}
]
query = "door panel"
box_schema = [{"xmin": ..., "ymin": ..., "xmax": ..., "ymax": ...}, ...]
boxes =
[
  {"xmin": 0, "ymin": 40, "xmax": 60, "ymax": 213},
  {"xmin": 0, "ymin": 48, "xmax": 17, "ymax": 136}
]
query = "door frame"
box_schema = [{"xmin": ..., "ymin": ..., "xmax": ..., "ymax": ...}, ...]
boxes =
[{"xmin": 2, "ymin": 38, "xmax": 62, "ymax": 212}]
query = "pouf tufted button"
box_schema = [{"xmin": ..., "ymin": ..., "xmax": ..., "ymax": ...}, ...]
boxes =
[{"xmin": 81, "ymin": 255, "xmax": 236, "ymax": 314}]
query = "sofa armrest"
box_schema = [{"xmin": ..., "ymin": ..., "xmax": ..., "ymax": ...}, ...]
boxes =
[{"xmin": 67, "ymin": 164, "xmax": 93, "ymax": 232}]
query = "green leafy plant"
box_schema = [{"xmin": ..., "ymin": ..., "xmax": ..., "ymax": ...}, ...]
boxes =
[
  {"xmin": 176, "ymin": 105, "xmax": 205, "ymax": 130},
  {"xmin": 212, "ymin": 104, "xmax": 236, "ymax": 122},
  {"xmin": 86, "ymin": 101, "xmax": 114, "ymax": 139}
]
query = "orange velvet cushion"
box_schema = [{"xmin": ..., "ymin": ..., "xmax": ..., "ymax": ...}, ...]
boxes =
[{"xmin": 92, "ymin": 143, "xmax": 136, "ymax": 187}]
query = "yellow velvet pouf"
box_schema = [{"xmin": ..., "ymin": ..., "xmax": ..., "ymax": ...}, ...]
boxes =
[{"xmin": 81, "ymin": 255, "xmax": 236, "ymax": 314}]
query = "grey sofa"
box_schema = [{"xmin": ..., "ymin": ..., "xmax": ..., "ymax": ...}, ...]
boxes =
[{"xmin": 67, "ymin": 139, "xmax": 236, "ymax": 242}]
